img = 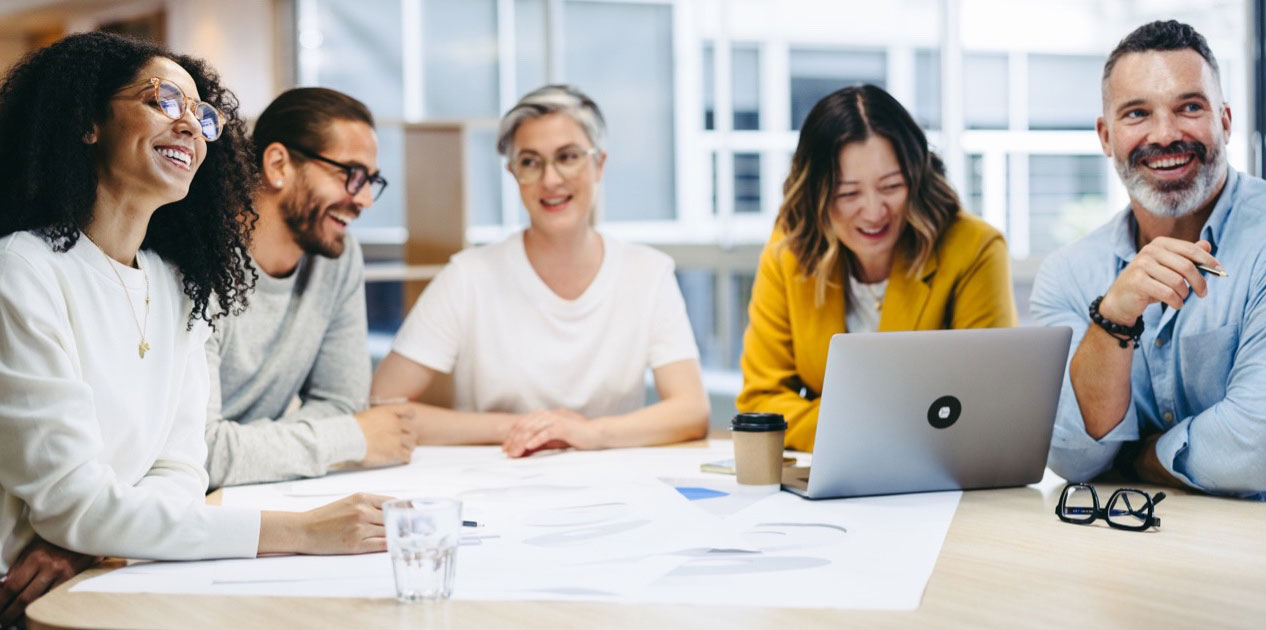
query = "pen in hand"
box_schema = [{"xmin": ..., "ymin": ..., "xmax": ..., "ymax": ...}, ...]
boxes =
[{"xmin": 1197, "ymin": 264, "xmax": 1227, "ymax": 278}]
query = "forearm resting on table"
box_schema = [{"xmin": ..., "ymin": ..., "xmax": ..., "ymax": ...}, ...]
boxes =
[
  {"xmin": 256, "ymin": 511, "xmax": 306, "ymax": 555},
  {"xmin": 406, "ymin": 403, "xmax": 518, "ymax": 445},
  {"xmin": 591, "ymin": 394, "xmax": 709, "ymax": 449},
  {"xmin": 1070, "ymin": 326, "xmax": 1135, "ymax": 439}
]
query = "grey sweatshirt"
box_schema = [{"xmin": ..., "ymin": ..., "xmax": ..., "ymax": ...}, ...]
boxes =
[{"xmin": 204, "ymin": 237, "xmax": 369, "ymax": 489}]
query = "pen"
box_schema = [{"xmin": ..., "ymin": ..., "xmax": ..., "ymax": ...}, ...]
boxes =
[
  {"xmin": 1197, "ymin": 264, "xmax": 1227, "ymax": 278},
  {"xmin": 462, "ymin": 520, "xmax": 482, "ymax": 528}
]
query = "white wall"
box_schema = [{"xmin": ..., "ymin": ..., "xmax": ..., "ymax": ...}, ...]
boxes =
[{"xmin": 164, "ymin": 0, "xmax": 280, "ymax": 118}]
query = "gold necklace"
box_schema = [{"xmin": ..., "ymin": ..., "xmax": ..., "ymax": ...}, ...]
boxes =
[
  {"xmin": 85, "ymin": 234, "xmax": 151, "ymax": 359},
  {"xmin": 859, "ymin": 280, "xmax": 885, "ymax": 311}
]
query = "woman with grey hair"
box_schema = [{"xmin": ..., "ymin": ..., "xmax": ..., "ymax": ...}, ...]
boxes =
[{"xmin": 373, "ymin": 85, "xmax": 709, "ymax": 457}]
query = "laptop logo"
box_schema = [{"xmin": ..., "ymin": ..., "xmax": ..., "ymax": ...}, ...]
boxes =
[{"xmin": 927, "ymin": 395, "xmax": 961, "ymax": 429}]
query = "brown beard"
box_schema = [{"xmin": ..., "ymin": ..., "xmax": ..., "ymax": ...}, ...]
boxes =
[{"xmin": 280, "ymin": 171, "xmax": 347, "ymax": 259}]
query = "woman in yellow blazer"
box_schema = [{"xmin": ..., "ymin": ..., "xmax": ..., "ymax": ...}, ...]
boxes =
[{"xmin": 738, "ymin": 84, "xmax": 1018, "ymax": 452}]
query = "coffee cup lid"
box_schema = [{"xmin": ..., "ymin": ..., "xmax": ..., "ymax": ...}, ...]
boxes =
[{"xmin": 731, "ymin": 413, "xmax": 787, "ymax": 432}]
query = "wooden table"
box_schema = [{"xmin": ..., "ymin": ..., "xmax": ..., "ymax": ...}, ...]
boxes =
[{"xmin": 26, "ymin": 478, "xmax": 1266, "ymax": 630}]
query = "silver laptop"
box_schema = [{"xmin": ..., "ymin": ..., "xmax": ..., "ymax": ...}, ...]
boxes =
[{"xmin": 782, "ymin": 327, "xmax": 1072, "ymax": 499}]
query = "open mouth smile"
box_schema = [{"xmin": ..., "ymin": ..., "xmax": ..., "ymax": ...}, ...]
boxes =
[{"xmin": 155, "ymin": 145, "xmax": 193, "ymax": 170}]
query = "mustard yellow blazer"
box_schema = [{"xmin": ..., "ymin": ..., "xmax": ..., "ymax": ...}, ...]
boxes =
[{"xmin": 737, "ymin": 214, "xmax": 1019, "ymax": 452}]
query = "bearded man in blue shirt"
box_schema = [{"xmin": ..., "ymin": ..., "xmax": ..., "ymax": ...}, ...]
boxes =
[{"xmin": 1031, "ymin": 20, "xmax": 1266, "ymax": 499}]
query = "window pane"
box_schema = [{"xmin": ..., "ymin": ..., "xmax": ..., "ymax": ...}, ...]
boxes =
[
  {"xmin": 423, "ymin": 0, "xmax": 499, "ymax": 118},
  {"xmin": 515, "ymin": 0, "xmax": 547, "ymax": 96},
  {"xmin": 965, "ymin": 53, "xmax": 1008, "ymax": 129},
  {"xmin": 300, "ymin": 0, "xmax": 403, "ymax": 119},
  {"xmin": 1028, "ymin": 54, "xmax": 1102, "ymax": 130},
  {"xmin": 565, "ymin": 1, "xmax": 675, "ymax": 221},
  {"xmin": 732, "ymin": 45, "xmax": 760, "ymax": 130},
  {"xmin": 729, "ymin": 271, "xmax": 755, "ymax": 370},
  {"xmin": 1028, "ymin": 155, "xmax": 1110, "ymax": 257},
  {"xmin": 469, "ymin": 126, "xmax": 503, "ymax": 226},
  {"xmin": 789, "ymin": 48, "xmax": 886, "ymax": 130},
  {"xmin": 677, "ymin": 269, "xmax": 720, "ymax": 369},
  {"xmin": 702, "ymin": 43, "xmax": 715, "ymax": 130},
  {"xmin": 734, "ymin": 153, "xmax": 761, "ymax": 214},
  {"xmin": 710, "ymin": 151, "xmax": 718, "ymax": 215},
  {"xmin": 965, "ymin": 154, "xmax": 983, "ymax": 216},
  {"xmin": 354, "ymin": 123, "xmax": 405, "ymax": 232},
  {"xmin": 914, "ymin": 49, "xmax": 940, "ymax": 130}
]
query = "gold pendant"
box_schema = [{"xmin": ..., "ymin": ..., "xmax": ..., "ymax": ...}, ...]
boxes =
[{"xmin": 138, "ymin": 340, "xmax": 150, "ymax": 359}]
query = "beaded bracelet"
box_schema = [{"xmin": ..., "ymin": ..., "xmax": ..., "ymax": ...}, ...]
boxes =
[{"xmin": 1089, "ymin": 295, "xmax": 1144, "ymax": 349}]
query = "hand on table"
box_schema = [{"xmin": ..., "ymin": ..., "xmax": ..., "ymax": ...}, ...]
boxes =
[
  {"xmin": 0, "ymin": 537, "xmax": 97, "ymax": 627},
  {"xmin": 501, "ymin": 408, "xmax": 601, "ymax": 458},
  {"xmin": 1098, "ymin": 237, "xmax": 1222, "ymax": 325},
  {"xmin": 298, "ymin": 493, "xmax": 392, "ymax": 555},
  {"xmin": 355, "ymin": 404, "xmax": 416, "ymax": 467}
]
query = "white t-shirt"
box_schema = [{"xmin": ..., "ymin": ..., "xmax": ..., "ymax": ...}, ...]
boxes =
[
  {"xmin": 391, "ymin": 232, "xmax": 700, "ymax": 418},
  {"xmin": 0, "ymin": 232, "xmax": 259, "ymax": 574},
  {"xmin": 846, "ymin": 276, "xmax": 888, "ymax": 334}
]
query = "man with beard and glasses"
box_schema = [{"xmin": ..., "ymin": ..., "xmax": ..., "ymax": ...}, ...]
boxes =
[
  {"xmin": 1031, "ymin": 21, "xmax": 1266, "ymax": 498},
  {"xmin": 203, "ymin": 88, "xmax": 417, "ymax": 489}
]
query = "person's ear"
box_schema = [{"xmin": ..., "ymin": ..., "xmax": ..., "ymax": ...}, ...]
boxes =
[
  {"xmin": 82, "ymin": 124, "xmax": 98, "ymax": 145},
  {"xmin": 261, "ymin": 142, "xmax": 291, "ymax": 190},
  {"xmin": 1095, "ymin": 117, "xmax": 1111, "ymax": 158},
  {"xmin": 594, "ymin": 150, "xmax": 607, "ymax": 181}
]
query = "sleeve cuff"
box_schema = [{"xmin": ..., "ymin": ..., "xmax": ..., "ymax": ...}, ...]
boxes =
[
  {"xmin": 313, "ymin": 414, "xmax": 367, "ymax": 468},
  {"xmin": 1154, "ymin": 419, "xmax": 1197, "ymax": 488},
  {"xmin": 1053, "ymin": 403, "xmax": 1139, "ymax": 449},
  {"xmin": 1046, "ymin": 405, "xmax": 1139, "ymax": 483},
  {"xmin": 389, "ymin": 343, "xmax": 454, "ymax": 376},
  {"xmin": 201, "ymin": 506, "xmax": 260, "ymax": 559}
]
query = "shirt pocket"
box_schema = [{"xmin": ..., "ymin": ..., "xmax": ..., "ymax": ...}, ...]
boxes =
[{"xmin": 1178, "ymin": 323, "xmax": 1239, "ymax": 413}]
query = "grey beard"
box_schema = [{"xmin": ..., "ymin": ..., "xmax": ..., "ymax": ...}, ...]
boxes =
[{"xmin": 1114, "ymin": 144, "xmax": 1226, "ymax": 219}]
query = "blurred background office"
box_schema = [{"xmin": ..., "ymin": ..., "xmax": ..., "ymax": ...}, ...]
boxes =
[{"xmin": 1, "ymin": 0, "xmax": 1258, "ymax": 426}]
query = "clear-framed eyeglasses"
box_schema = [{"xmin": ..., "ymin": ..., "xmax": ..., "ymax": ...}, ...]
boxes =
[
  {"xmin": 508, "ymin": 146, "xmax": 599, "ymax": 185},
  {"xmin": 116, "ymin": 77, "xmax": 224, "ymax": 141},
  {"xmin": 1055, "ymin": 483, "xmax": 1166, "ymax": 532}
]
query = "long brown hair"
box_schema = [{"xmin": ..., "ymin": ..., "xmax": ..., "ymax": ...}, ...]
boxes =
[{"xmin": 777, "ymin": 84, "xmax": 961, "ymax": 304}]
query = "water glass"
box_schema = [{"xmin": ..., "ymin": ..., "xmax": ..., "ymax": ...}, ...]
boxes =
[{"xmin": 385, "ymin": 497, "xmax": 462, "ymax": 602}]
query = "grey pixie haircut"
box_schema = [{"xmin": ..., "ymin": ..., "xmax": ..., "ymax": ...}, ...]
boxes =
[{"xmin": 496, "ymin": 84, "xmax": 607, "ymax": 156}]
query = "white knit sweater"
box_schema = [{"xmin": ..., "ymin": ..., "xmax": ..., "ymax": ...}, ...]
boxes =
[{"xmin": 0, "ymin": 231, "xmax": 259, "ymax": 574}]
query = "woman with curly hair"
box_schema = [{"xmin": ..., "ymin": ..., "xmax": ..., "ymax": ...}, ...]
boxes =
[
  {"xmin": 737, "ymin": 85, "xmax": 1019, "ymax": 452},
  {"xmin": 0, "ymin": 32, "xmax": 386, "ymax": 623}
]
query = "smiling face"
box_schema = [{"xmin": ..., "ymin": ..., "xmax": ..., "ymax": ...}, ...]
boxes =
[
  {"xmin": 509, "ymin": 113, "xmax": 605, "ymax": 234},
  {"xmin": 280, "ymin": 118, "xmax": 379, "ymax": 258},
  {"xmin": 829, "ymin": 135, "xmax": 909, "ymax": 282},
  {"xmin": 91, "ymin": 56, "xmax": 207, "ymax": 207},
  {"xmin": 1098, "ymin": 49, "xmax": 1231, "ymax": 218}
]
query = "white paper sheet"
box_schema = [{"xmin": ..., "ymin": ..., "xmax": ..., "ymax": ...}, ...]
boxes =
[{"xmin": 73, "ymin": 443, "xmax": 961, "ymax": 609}]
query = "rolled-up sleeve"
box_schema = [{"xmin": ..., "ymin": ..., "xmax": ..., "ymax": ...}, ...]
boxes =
[
  {"xmin": 1030, "ymin": 251, "xmax": 1137, "ymax": 482},
  {"xmin": 1153, "ymin": 277, "xmax": 1266, "ymax": 497}
]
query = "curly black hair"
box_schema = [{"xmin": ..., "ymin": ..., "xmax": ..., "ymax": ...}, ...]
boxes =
[{"xmin": 0, "ymin": 31, "xmax": 257, "ymax": 327}]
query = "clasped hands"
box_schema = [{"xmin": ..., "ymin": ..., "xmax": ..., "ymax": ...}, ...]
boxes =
[{"xmin": 502, "ymin": 408, "xmax": 600, "ymax": 458}]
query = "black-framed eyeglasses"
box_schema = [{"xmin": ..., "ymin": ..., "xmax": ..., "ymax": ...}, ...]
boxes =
[
  {"xmin": 284, "ymin": 144, "xmax": 388, "ymax": 200},
  {"xmin": 1055, "ymin": 483, "xmax": 1166, "ymax": 531}
]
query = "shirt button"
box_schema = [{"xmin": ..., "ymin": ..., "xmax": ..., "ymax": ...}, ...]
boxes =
[
  {"xmin": 1155, "ymin": 338, "xmax": 1166, "ymax": 347},
  {"xmin": 1163, "ymin": 411, "xmax": 1174, "ymax": 423}
]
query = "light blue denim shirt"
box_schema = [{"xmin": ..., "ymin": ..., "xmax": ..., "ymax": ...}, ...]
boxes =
[{"xmin": 1031, "ymin": 169, "xmax": 1266, "ymax": 499}]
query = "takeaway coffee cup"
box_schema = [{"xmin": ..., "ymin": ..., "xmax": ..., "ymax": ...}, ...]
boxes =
[{"xmin": 731, "ymin": 413, "xmax": 788, "ymax": 492}]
